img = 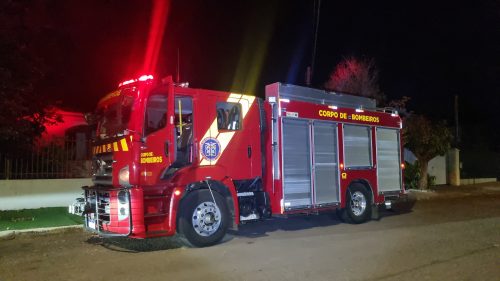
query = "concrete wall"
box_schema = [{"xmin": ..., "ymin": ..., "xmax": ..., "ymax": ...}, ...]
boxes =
[
  {"xmin": 460, "ymin": 178, "xmax": 497, "ymax": 185},
  {"xmin": 0, "ymin": 178, "xmax": 91, "ymax": 210},
  {"xmin": 428, "ymin": 156, "xmax": 447, "ymax": 185}
]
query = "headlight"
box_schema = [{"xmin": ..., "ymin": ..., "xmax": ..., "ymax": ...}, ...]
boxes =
[
  {"xmin": 119, "ymin": 165, "xmax": 131, "ymax": 187},
  {"xmin": 117, "ymin": 190, "xmax": 129, "ymax": 221},
  {"xmin": 118, "ymin": 190, "xmax": 128, "ymax": 204}
]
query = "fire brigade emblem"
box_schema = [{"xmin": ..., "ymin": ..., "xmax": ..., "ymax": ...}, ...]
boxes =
[{"xmin": 201, "ymin": 137, "xmax": 221, "ymax": 161}]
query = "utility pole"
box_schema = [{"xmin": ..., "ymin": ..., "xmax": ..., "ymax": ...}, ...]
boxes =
[
  {"xmin": 307, "ymin": 0, "xmax": 321, "ymax": 86},
  {"xmin": 454, "ymin": 95, "xmax": 460, "ymax": 145}
]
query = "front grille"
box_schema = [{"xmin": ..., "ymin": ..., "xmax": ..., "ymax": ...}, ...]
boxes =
[
  {"xmin": 86, "ymin": 190, "xmax": 111, "ymax": 228},
  {"xmin": 97, "ymin": 191, "xmax": 110, "ymax": 223},
  {"xmin": 92, "ymin": 153, "xmax": 113, "ymax": 185}
]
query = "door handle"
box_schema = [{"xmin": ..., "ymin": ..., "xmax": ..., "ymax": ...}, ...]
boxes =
[
  {"xmin": 164, "ymin": 141, "xmax": 169, "ymax": 156},
  {"xmin": 247, "ymin": 145, "xmax": 252, "ymax": 158}
]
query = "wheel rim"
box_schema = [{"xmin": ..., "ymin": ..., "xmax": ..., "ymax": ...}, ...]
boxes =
[
  {"xmin": 350, "ymin": 191, "xmax": 367, "ymax": 216},
  {"xmin": 192, "ymin": 201, "xmax": 221, "ymax": 237}
]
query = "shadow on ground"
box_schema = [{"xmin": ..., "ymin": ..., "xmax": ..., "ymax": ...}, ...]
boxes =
[
  {"xmin": 233, "ymin": 196, "xmax": 416, "ymax": 238},
  {"xmin": 233, "ymin": 213, "xmax": 342, "ymax": 239},
  {"xmin": 85, "ymin": 197, "xmax": 417, "ymax": 252},
  {"xmin": 86, "ymin": 235, "xmax": 184, "ymax": 252}
]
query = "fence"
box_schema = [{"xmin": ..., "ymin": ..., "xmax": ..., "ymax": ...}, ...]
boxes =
[{"xmin": 0, "ymin": 138, "xmax": 92, "ymax": 180}]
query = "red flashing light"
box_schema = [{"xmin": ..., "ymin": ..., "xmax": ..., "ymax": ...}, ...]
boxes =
[
  {"xmin": 119, "ymin": 79, "xmax": 136, "ymax": 87},
  {"xmin": 138, "ymin": 74, "xmax": 154, "ymax": 81},
  {"xmin": 118, "ymin": 75, "xmax": 154, "ymax": 87}
]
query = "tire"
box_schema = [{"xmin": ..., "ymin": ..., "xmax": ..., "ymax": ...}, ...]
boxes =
[
  {"xmin": 340, "ymin": 184, "xmax": 372, "ymax": 224},
  {"xmin": 178, "ymin": 189, "xmax": 229, "ymax": 247}
]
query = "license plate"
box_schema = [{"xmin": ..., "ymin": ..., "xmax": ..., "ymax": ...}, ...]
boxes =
[{"xmin": 87, "ymin": 214, "xmax": 96, "ymax": 229}]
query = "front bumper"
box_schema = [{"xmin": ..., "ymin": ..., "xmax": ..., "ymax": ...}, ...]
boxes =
[{"xmin": 82, "ymin": 186, "xmax": 134, "ymax": 237}]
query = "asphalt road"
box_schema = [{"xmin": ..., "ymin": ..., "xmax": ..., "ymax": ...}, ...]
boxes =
[{"xmin": 1, "ymin": 187, "xmax": 499, "ymax": 281}]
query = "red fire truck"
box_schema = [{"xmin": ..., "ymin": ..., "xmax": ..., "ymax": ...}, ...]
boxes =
[{"xmin": 77, "ymin": 75, "xmax": 404, "ymax": 247}]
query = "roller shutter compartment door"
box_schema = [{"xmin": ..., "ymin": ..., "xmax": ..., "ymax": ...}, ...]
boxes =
[
  {"xmin": 344, "ymin": 125, "xmax": 372, "ymax": 168},
  {"xmin": 313, "ymin": 121, "xmax": 339, "ymax": 204},
  {"xmin": 376, "ymin": 128, "xmax": 402, "ymax": 192},
  {"xmin": 282, "ymin": 118, "xmax": 312, "ymax": 209}
]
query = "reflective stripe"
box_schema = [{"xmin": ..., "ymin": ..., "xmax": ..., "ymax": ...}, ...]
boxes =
[
  {"xmin": 120, "ymin": 138, "xmax": 129, "ymax": 151},
  {"xmin": 93, "ymin": 137, "xmax": 130, "ymax": 155}
]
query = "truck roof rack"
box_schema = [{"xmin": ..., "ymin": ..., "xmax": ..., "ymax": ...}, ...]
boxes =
[{"xmin": 265, "ymin": 82, "xmax": 376, "ymax": 110}]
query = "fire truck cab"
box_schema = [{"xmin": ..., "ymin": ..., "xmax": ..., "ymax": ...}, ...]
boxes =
[{"xmin": 79, "ymin": 75, "xmax": 404, "ymax": 247}]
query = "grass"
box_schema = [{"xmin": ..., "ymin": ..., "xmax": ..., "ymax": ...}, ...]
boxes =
[{"xmin": 0, "ymin": 207, "xmax": 83, "ymax": 231}]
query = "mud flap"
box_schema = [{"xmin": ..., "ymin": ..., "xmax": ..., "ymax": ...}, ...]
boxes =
[{"xmin": 371, "ymin": 204, "xmax": 381, "ymax": 220}]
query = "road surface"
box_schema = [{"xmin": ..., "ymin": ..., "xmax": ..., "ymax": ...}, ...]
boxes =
[{"xmin": 1, "ymin": 186, "xmax": 499, "ymax": 281}]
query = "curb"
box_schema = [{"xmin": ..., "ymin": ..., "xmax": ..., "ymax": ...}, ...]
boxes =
[{"xmin": 0, "ymin": 225, "xmax": 83, "ymax": 241}]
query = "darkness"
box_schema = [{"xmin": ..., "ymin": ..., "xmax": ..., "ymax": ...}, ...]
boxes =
[{"xmin": 20, "ymin": 1, "xmax": 500, "ymax": 156}]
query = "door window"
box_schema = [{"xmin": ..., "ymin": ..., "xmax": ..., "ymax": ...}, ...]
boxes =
[
  {"xmin": 144, "ymin": 94, "xmax": 167, "ymax": 136},
  {"xmin": 174, "ymin": 96, "xmax": 193, "ymax": 165},
  {"xmin": 216, "ymin": 102, "xmax": 242, "ymax": 131}
]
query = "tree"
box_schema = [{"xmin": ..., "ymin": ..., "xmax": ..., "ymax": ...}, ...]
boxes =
[
  {"xmin": 404, "ymin": 114, "xmax": 452, "ymax": 189},
  {"xmin": 325, "ymin": 57, "xmax": 385, "ymax": 104},
  {"xmin": 0, "ymin": 1, "xmax": 63, "ymax": 154}
]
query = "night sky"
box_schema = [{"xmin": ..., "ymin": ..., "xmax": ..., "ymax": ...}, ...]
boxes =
[{"xmin": 26, "ymin": 0, "xmax": 500, "ymax": 150}]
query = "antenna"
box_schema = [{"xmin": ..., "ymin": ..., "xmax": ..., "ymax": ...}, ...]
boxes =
[{"xmin": 176, "ymin": 48, "xmax": 180, "ymax": 83}]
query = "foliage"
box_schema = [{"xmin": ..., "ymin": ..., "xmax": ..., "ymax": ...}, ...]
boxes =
[
  {"xmin": 0, "ymin": 1, "xmax": 63, "ymax": 154},
  {"xmin": 404, "ymin": 161, "xmax": 437, "ymax": 190},
  {"xmin": 324, "ymin": 57, "xmax": 386, "ymax": 104},
  {"xmin": 387, "ymin": 96, "xmax": 411, "ymax": 117},
  {"xmin": 404, "ymin": 161, "xmax": 420, "ymax": 190},
  {"xmin": 404, "ymin": 114, "xmax": 452, "ymax": 163},
  {"xmin": 404, "ymin": 114, "xmax": 452, "ymax": 189}
]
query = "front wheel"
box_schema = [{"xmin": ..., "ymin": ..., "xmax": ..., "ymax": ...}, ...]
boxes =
[
  {"xmin": 338, "ymin": 184, "xmax": 372, "ymax": 224},
  {"xmin": 178, "ymin": 189, "xmax": 229, "ymax": 247}
]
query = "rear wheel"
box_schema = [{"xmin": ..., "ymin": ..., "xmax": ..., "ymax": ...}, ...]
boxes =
[
  {"xmin": 178, "ymin": 189, "xmax": 229, "ymax": 247},
  {"xmin": 339, "ymin": 184, "xmax": 372, "ymax": 224}
]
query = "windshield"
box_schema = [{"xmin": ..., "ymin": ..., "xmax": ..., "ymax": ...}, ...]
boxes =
[{"xmin": 96, "ymin": 89, "xmax": 135, "ymax": 139}]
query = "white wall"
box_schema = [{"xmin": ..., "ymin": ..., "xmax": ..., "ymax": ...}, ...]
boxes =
[
  {"xmin": 428, "ymin": 156, "xmax": 447, "ymax": 185},
  {"xmin": 0, "ymin": 178, "xmax": 91, "ymax": 210},
  {"xmin": 460, "ymin": 178, "xmax": 497, "ymax": 185}
]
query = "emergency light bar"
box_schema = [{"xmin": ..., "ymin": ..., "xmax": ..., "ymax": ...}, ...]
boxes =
[{"xmin": 118, "ymin": 75, "xmax": 154, "ymax": 87}]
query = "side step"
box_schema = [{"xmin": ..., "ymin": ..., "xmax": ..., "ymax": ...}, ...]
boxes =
[
  {"xmin": 145, "ymin": 230, "xmax": 169, "ymax": 238},
  {"xmin": 144, "ymin": 212, "xmax": 168, "ymax": 218}
]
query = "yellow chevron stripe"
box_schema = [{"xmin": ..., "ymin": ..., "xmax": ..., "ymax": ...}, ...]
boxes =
[
  {"xmin": 120, "ymin": 138, "xmax": 129, "ymax": 151},
  {"xmin": 113, "ymin": 142, "xmax": 119, "ymax": 152}
]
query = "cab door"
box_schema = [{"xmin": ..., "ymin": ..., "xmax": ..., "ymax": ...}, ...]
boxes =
[
  {"xmin": 140, "ymin": 89, "xmax": 172, "ymax": 185},
  {"xmin": 208, "ymin": 95, "xmax": 256, "ymax": 179}
]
